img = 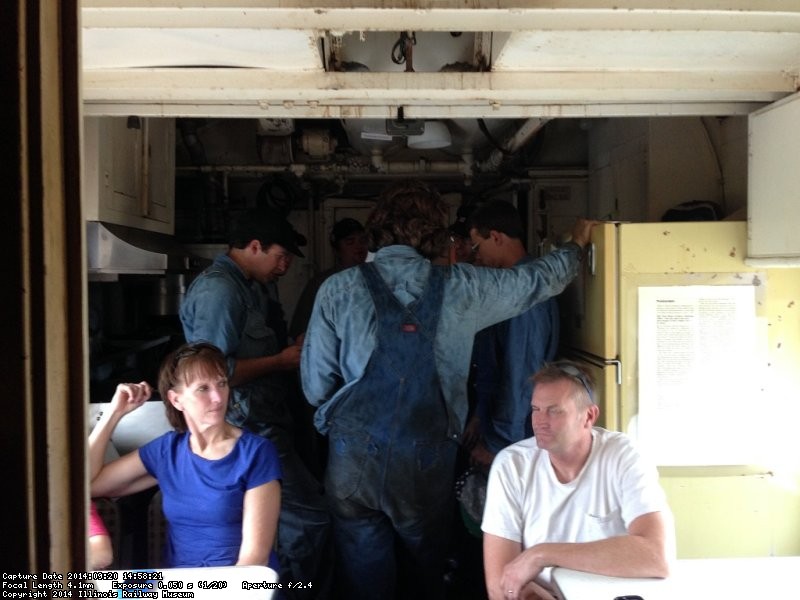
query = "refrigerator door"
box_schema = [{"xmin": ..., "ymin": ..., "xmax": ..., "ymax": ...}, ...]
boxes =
[
  {"xmin": 559, "ymin": 222, "xmax": 619, "ymax": 360},
  {"xmin": 558, "ymin": 222, "xmax": 621, "ymax": 429}
]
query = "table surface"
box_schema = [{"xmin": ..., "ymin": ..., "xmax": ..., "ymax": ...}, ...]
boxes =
[{"xmin": 552, "ymin": 556, "xmax": 800, "ymax": 600}]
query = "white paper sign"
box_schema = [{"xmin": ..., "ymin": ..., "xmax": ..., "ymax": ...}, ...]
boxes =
[{"xmin": 637, "ymin": 285, "xmax": 758, "ymax": 466}]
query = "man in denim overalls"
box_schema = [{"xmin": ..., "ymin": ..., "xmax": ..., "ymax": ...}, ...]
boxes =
[
  {"xmin": 181, "ymin": 208, "xmax": 332, "ymax": 598},
  {"xmin": 301, "ymin": 180, "xmax": 595, "ymax": 599}
]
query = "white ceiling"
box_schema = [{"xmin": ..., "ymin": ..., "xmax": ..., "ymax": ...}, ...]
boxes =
[{"xmin": 81, "ymin": 1, "xmax": 800, "ymax": 119}]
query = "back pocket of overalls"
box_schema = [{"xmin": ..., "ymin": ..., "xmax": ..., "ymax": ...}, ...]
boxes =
[
  {"xmin": 325, "ymin": 428, "xmax": 372, "ymax": 500},
  {"xmin": 413, "ymin": 440, "xmax": 458, "ymax": 509}
]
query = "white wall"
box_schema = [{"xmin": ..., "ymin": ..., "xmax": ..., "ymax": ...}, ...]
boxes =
[{"xmin": 587, "ymin": 117, "xmax": 748, "ymax": 222}]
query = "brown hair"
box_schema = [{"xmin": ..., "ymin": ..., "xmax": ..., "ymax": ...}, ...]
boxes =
[
  {"xmin": 469, "ymin": 200, "xmax": 526, "ymax": 241},
  {"xmin": 532, "ymin": 361, "xmax": 596, "ymax": 409},
  {"xmin": 365, "ymin": 179, "xmax": 450, "ymax": 260},
  {"xmin": 157, "ymin": 342, "xmax": 228, "ymax": 432}
]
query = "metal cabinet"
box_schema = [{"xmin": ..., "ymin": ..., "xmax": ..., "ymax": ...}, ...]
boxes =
[
  {"xmin": 747, "ymin": 90, "xmax": 800, "ymax": 267},
  {"xmin": 83, "ymin": 117, "xmax": 175, "ymax": 234}
]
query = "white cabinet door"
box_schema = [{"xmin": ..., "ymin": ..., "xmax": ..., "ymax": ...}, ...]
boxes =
[
  {"xmin": 108, "ymin": 117, "xmax": 143, "ymax": 214},
  {"xmin": 83, "ymin": 117, "xmax": 175, "ymax": 234},
  {"xmin": 747, "ymin": 91, "xmax": 800, "ymax": 266},
  {"xmin": 144, "ymin": 119, "xmax": 176, "ymax": 226}
]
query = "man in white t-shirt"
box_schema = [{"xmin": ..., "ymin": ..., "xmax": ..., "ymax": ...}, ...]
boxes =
[{"xmin": 481, "ymin": 361, "xmax": 675, "ymax": 600}]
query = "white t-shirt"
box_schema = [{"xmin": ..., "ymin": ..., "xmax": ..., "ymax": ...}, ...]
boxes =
[{"xmin": 481, "ymin": 427, "xmax": 673, "ymax": 587}]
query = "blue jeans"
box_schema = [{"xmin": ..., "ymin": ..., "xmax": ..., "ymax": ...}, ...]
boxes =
[
  {"xmin": 255, "ymin": 423, "xmax": 334, "ymax": 600},
  {"xmin": 327, "ymin": 433, "xmax": 456, "ymax": 600}
]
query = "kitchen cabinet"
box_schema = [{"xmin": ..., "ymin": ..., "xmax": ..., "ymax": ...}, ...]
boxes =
[
  {"xmin": 747, "ymin": 90, "xmax": 800, "ymax": 267},
  {"xmin": 83, "ymin": 117, "xmax": 175, "ymax": 234}
]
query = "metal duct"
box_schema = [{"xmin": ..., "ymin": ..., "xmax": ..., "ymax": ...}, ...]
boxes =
[
  {"xmin": 87, "ymin": 221, "xmax": 208, "ymax": 280},
  {"xmin": 475, "ymin": 118, "xmax": 550, "ymax": 172}
]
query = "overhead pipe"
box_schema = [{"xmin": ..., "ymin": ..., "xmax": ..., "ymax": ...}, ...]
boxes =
[
  {"xmin": 475, "ymin": 117, "xmax": 550, "ymax": 173},
  {"xmin": 370, "ymin": 148, "xmax": 473, "ymax": 179},
  {"xmin": 177, "ymin": 152, "xmax": 476, "ymax": 181}
]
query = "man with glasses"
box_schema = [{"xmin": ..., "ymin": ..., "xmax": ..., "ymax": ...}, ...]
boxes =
[
  {"xmin": 482, "ymin": 361, "xmax": 675, "ymax": 600},
  {"xmin": 464, "ymin": 200, "xmax": 560, "ymax": 471},
  {"xmin": 180, "ymin": 208, "xmax": 332, "ymax": 599}
]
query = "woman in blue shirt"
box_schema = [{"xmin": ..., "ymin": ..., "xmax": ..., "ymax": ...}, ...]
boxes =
[{"xmin": 90, "ymin": 342, "xmax": 282, "ymax": 569}]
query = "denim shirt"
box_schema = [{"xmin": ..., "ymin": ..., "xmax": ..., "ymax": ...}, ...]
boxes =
[
  {"xmin": 180, "ymin": 254, "xmax": 290, "ymax": 429},
  {"xmin": 300, "ymin": 243, "xmax": 581, "ymax": 438},
  {"xmin": 472, "ymin": 255, "xmax": 560, "ymax": 455}
]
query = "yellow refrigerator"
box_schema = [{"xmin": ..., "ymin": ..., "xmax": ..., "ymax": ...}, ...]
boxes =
[{"xmin": 558, "ymin": 220, "xmax": 800, "ymax": 558}]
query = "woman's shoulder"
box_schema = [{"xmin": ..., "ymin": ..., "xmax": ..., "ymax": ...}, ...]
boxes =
[
  {"xmin": 155, "ymin": 430, "xmax": 193, "ymax": 456},
  {"xmin": 142, "ymin": 429, "xmax": 183, "ymax": 450},
  {"xmin": 234, "ymin": 430, "xmax": 282, "ymax": 482},
  {"xmin": 138, "ymin": 430, "xmax": 188, "ymax": 470},
  {"xmin": 236, "ymin": 429, "xmax": 278, "ymax": 456}
]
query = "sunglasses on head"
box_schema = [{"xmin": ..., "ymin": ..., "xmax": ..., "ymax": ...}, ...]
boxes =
[{"xmin": 552, "ymin": 362, "xmax": 595, "ymax": 404}]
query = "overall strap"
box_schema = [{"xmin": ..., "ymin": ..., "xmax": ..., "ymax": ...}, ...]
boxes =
[{"xmin": 359, "ymin": 262, "xmax": 445, "ymax": 337}]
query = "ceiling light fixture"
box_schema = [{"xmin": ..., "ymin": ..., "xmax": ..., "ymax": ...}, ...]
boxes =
[{"xmin": 407, "ymin": 120, "xmax": 452, "ymax": 149}]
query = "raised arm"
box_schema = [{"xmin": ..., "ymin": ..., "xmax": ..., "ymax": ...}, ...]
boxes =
[
  {"xmin": 236, "ymin": 480, "xmax": 281, "ymax": 566},
  {"xmin": 462, "ymin": 218, "xmax": 600, "ymax": 333},
  {"xmin": 570, "ymin": 217, "xmax": 596, "ymax": 248},
  {"xmin": 89, "ymin": 382, "xmax": 158, "ymax": 498}
]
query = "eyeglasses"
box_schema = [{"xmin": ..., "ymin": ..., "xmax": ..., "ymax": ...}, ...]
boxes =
[
  {"xmin": 552, "ymin": 362, "xmax": 595, "ymax": 404},
  {"xmin": 171, "ymin": 341, "xmax": 218, "ymax": 363},
  {"xmin": 469, "ymin": 239, "xmax": 483, "ymax": 255}
]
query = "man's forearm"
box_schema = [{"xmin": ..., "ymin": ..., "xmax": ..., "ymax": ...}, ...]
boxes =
[
  {"xmin": 526, "ymin": 533, "xmax": 670, "ymax": 579},
  {"xmin": 230, "ymin": 354, "xmax": 290, "ymax": 386}
]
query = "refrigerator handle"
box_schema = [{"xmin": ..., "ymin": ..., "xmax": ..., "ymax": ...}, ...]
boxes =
[
  {"xmin": 587, "ymin": 242, "xmax": 596, "ymax": 276},
  {"xmin": 564, "ymin": 349, "xmax": 622, "ymax": 386},
  {"xmin": 609, "ymin": 358, "xmax": 622, "ymax": 386}
]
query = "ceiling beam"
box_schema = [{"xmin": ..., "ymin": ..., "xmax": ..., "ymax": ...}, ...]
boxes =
[
  {"xmin": 83, "ymin": 69, "xmax": 786, "ymax": 118},
  {"xmin": 82, "ymin": 69, "xmax": 794, "ymax": 107},
  {"xmin": 82, "ymin": 101, "xmax": 769, "ymax": 119},
  {"xmin": 81, "ymin": 1, "xmax": 800, "ymax": 33}
]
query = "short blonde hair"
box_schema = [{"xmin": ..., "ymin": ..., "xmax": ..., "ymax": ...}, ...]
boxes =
[{"xmin": 532, "ymin": 361, "xmax": 596, "ymax": 409}]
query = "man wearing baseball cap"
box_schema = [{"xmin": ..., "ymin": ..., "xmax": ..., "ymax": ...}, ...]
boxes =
[{"xmin": 180, "ymin": 207, "xmax": 333, "ymax": 598}]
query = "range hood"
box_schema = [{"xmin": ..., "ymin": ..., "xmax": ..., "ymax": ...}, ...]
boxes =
[{"xmin": 87, "ymin": 221, "xmax": 209, "ymax": 280}]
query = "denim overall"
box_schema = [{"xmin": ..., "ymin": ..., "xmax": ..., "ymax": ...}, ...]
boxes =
[{"xmin": 325, "ymin": 262, "xmax": 457, "ymax": 600}]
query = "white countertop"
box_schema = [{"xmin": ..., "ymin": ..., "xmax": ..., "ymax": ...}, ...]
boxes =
[{"xmin": 552, "ymin": 556, "xmax": 800, "ymax": 600}]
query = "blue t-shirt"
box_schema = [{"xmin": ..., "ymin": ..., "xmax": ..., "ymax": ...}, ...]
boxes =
[{"xmin": 138, "ymin": 429, "xmax": 282, "ymax": 569}]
